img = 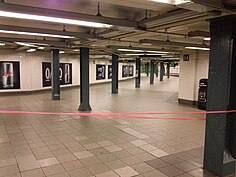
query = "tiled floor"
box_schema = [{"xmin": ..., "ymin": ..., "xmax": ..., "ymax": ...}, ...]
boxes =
[{"xmin": 0, "ymin": 77, "xmax": 232, "ymax": 177}]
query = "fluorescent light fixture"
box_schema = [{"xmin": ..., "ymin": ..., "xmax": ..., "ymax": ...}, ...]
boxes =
[
  {"xmin": 150, "ymin": 0, "xmax": 191, "ymax": 5},
  {"xmin": 0, "ymin": 43, "xmax": 5, "ymax": 46},
  {"xmin": 15, "ymin": 42, "xmax": 37, "ymax": 47},
  {"xmin": 27, "ymin": 49, "xmax": 36, "ymax": 52},
  {"xmin": 59, "ymin": 51, "xmax": 65, "ymax": 54},
  {"xmin": 38, "ymin": 47, "xmax": 45, "ymax": 50},
  {"xmin": 175, "ymin": 0, "xmax": 192, "ymax": 5},
  {"xmin": 118, "ymin": 49, "xmax": 169, "ymax": 54},
  {"xmin": 118, "ymin": 49, "xmax": 144, "ymax": 52},
  {"xmin": 147, "ymin": 50, "xmax": 170, "ymax": 54},
  {"xmin": 0, "ymin": 29, "xmax": 74, "ymax": 39},
  {"xmin": 73, "ymin": 49, "xmax": 79, "ymax": 52},
  {"xmin": 90, "ymin": 55, "xmax": 111, "ymax": 59},
  {"xmin": 204, "ymin": 37, "xmax": 211, "ymax": 41},
  {"xmin": 185, "ymin": 46, "xmax": 210, "ymax": 51},
  {"xmin": 125, "ymin": 53, "xmax": 166, "ymax": 56},
  {"xmin": 0, "ymin": 11, "xmax": 112, "ymax": 28},
  {"xmin": 141, "ymin": 43, "xmax": 152, "ymax": 46},
  {"xmin": 161, "ymin": 55, "xmax": 174, "ymax": 57}
]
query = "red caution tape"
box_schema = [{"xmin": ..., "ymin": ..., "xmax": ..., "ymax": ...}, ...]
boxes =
[{"xmin": 0, "ymin": 109, "xmax": 223, "ymax": 121}]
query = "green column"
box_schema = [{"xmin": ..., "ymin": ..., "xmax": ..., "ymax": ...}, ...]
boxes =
[
  {"xmin": 150, "ymin": 60, "xmax": 155, "ymax": 84},
  {"xmin": 160, "ymin": 62, "xmax": 164, "ymax": 81},
  {"xmin": 78, "ymin": 47, "xmax": 92, "ymax": 111},
  {"xmin": 203, "ymin": 15, "xmax": 236, "ymax": 177},
  {"xmin": 112, "ymin": 54, "xmax": 119, "ymax": 94},
  {"xmin": 51, "ymin": 49, "xmax": 60, "ymax": 100},
  {"xmin": 135, "ymin": 58, "xmax": 141, "ymax": 88}
]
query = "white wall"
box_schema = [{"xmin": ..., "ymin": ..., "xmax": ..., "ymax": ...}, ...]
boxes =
[
  {"xmin": 0, "ymin": 49, "xmax": 135, "ymax": 92},
  {"xmin": 178, "ymin": 50, "xmax": 209, "ymax": 102}
]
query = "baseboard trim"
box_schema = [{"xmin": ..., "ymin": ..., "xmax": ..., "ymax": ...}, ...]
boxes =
[{"xmin": 178, "ymin": 99, "xmax": 198, "ymax": 107}]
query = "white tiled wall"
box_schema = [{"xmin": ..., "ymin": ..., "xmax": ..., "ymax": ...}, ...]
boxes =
[
  {"xmin": 0, "ymin": 49, "xmax": 135, "ymax": 92},
  {"xmin": 178, "ymin": 50, "xmax": 209, "ymax": 102}
]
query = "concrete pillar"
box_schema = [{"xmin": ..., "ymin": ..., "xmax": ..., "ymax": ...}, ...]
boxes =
[
  {"xmin": 112, "ymin": 54, "xmax": 119, "ymax": 94},
  {"xmin": 78, "ymin": 47, "xmax": 92, "ymax": 111},
  {"xmin": 204, "ymin": 15, "xmax": 236, "ymax": 177},
  {"xmin": 51, "ymin": 49, "xmax": 60, "ymax": 100},
  {"xmin": 167, "ymin": 63, "xmax": 170, "ymax": 78},
  {"xmin": 160, "ymin": 62, "xmax": 164, "ymax": 81},
  {"xmin": 146, "ymin": 62, "xmax": 149, "ymax": 76},
  {"xmin": 150, "ymin": 60, "xmax": 155, "ymax": 84},
  {"xmin": 155, "ymin": 62, "xmax": 158, "ymax": 78},
  {"xmin": 135, "ymin": 58, "xmax": 141, "ymax": 88}
]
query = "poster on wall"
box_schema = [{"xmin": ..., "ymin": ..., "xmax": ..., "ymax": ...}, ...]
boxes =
[
  {"xmin": 96, "ymin": 64, "xmax": 106, "ymax": 80},
  {"xmin": 129, "ymin": 65, "xmax": 134, "ymax": 77},
  {"xmin": 108, "ymin": 65, "xmax": 112, "ymax": 79},
  {"xmin": 122, "ymin": 65, "xmax": 129, "ymax": 78},
  {"xmin": 42, "ymin": 62, "xmax": 72, "ymax": 87},
  {"xmin": 0, "ymin": 61, "xmax": 20, "ymax": 89}
]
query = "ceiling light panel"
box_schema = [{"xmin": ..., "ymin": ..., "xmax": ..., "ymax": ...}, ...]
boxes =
[
  {"xmin": 0, "ymin": 11, "xmax": 112, "ymax": 28},
  {"xmin": 118, "ymin": 49, "xmax": 144, "ymax": 52},
  {"xmin": 15, "ymin": 42, "xmax": 37, "ymax": 47},
  {"xmin": 0, "ymin": 29, "xmax": 74, "ymax": 39},
  {"xmin": 149, "ymin": 0, "xmax": 191, "ymax": 5},
  {"xmin": 185, "ymin": 46, "xmax": 210, "ymax": 50},
  {"xmin": 27, "ymin": 49, "xmax": 36, "ymax": 52}
]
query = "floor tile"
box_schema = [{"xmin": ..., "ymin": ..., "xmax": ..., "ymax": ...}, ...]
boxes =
[
  {"xmin": 158, "ymin": 165, "xmax": 185, "ymax": 177},
  {"xmin": 61, "ymin": 160, "xmax": 84, "ymax": 171},
  {"xmin": 114, "ymin": 166, "xmax": 139, "ymax": 177},
  {"xmin": 97, "ymin": 141, "xmax": 114, "ymax": 147},
  {"xmin": 130, "ymin": 140, "xmax": 148, "ymax": 146},
  {"xmin": 131, "ymin": 162, "xmax": 155, "ymax": 174},
  {"xmin": 104, "ymin": 145, "xmax": 123, "ymax": 152},
  {"xmin": 21, "ymin": 168, "xmax": 45, "ymax": 177},
  {"xmin": 149, "ymin": 149, "xmax": 169, "ymax": 158},
  {"xmin": 105, "ymin": 159, "xmax": 127, "ymax": 170},
  {"xmin": 68, "ymin": 167, "xmax": 93, "ymax": 177},
  {"xmin": 96, "ymin": 171, "xmax": 119, "ymax": 177},
  {"xmin": 38, "ymin": 157, "xmax": 59, "ymax": 167},
  {"xmin": 173, "ymin": 161, "xmax": 198, "ymax": 172},
  {"xmin": 18, "ymin": 161, "xmax": 40, "ymax": 172},
  {"xmin": 87, "ymin": 163, "xmax": 110, "ymax": 175},
  {"xmin": 146, "ymin": 158, "xmax": 169, "ymax": 169},
  {"xmin": 74, "ymin": 151, "xmax": 94, "ymax": 159},
  {"xmin": 0, "ymin": 165, "xmax": 20, "ymax": 177},
  {"xmin": 42, "ymin": 164, "xmax": 66, "ymax": 176}
]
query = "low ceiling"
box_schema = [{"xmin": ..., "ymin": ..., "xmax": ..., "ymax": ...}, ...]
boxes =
[{"xmin": 0, "ymin": 0, "xmax": 235, "ymax": 60}]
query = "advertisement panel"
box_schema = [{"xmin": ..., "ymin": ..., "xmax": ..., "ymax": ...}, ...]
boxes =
[
  {"xmin": 108, "ymin": 65, "xmax": 112, "ymax": 79},
  {"xmin": 122, "ymin": 65, "xmax": 129, "ymax": 78},
  {"xmin": 0, "ymin": 61, "xmax": 20, "ymax": 89},
  {"xmin": 42, "ymin": 62, "xmax": 72, "ymax": 87},
  {"xmin": 96, "ymin": 64, "xmax": 106, "ymax": 80},
  {"xmin": 129, "ymin": 65, "xmax": 134, "ymax": 77}
]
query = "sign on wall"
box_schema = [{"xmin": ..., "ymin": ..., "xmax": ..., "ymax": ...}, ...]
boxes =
[
  {"xmin": 0, "ymin": 61, "xmax": 20, "ymax": 89},
  {"xmin": 108, "ymin": 65, "xmax": 112, "ymax": 79},
  {"xmin": 96, "ymin": 64, "xmax": 106, "ymax": 80},
  {"xmin": 42, "ymin": 62, "xmax": 72, "ymax": 87}
]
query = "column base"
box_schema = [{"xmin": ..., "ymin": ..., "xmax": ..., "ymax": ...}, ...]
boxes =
[
  {"xmin": 78, "ymin": 104, "xmax": 92, "ymax": 112},
  {"xmin": 204, "ymin": 154, "xmax": 235, "ymax": 177},
  {"xmin": 52, "ymin": 94, "xmax": 60, "ymax": 100}
]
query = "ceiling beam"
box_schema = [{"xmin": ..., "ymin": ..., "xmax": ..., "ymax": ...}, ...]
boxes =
[
  {"xmin": 139, "ymin": 39, "xmax": 210, "ymax": 48},
  {"xmin": 141, "ymin": 9, "xmax": 205, "ymax": 28},
  {"xmin": 0, "ymin": 3, "xmax": 145, "ymax": 29},
  {"xmin": 0, "ymin": 24, "xmax": 99, "ymax": 39},
  {"xmin": 0, "ymin": 37, "xmax": 67, "ymax": 47},
  {"xmin": 188, "ymin": 30, "xmax": 210, "ymax": 37}
]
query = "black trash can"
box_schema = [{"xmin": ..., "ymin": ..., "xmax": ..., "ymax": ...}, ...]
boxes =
[{"xmin": 198, "ymin": 79, "xmax": 208, "ymax": 110}]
